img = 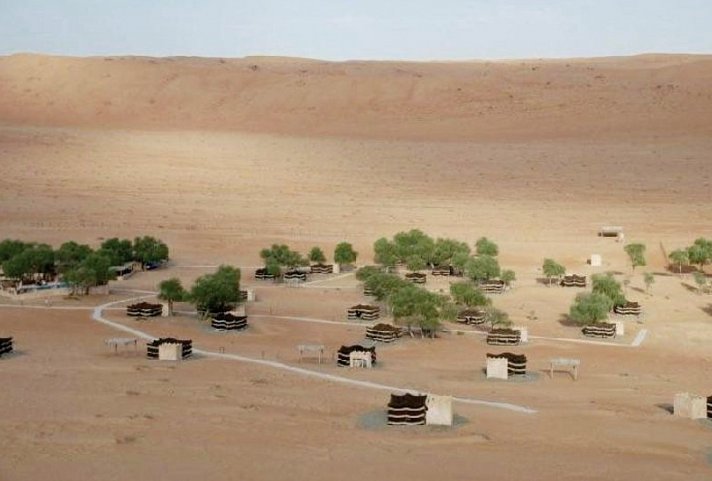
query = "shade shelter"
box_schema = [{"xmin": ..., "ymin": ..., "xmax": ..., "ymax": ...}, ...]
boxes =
[{"xmin": 405, "ymin": 272, "xmax": 427, "ymax": 284}]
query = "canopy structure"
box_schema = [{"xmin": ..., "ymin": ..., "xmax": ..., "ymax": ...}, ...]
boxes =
[
  {"xmin": 582, "ymin": 323, "xmax": 616, "ymax": 339},
  {"xmin": 560, "ymin": 275, "xmax": 587, "ymax": 287},
  {"xmin": 366, "ymin": 323, "xmax": 403, "ymax": 343},
  {"xmin": 104, "ymin": 337, "xmax": 138, "ymax": 354},
  {"xmin": 211, "ymin": 313, "xmax": 248, "ymax": 331},
  {"xmin": 387, "ymin": 393, "xmax": 428, "ymax": 425},
  {"xmin": 126, "ymin": 302, "xmax": 162, "ymax": 317},
  {"xmin": 146, "ymin": 338, "xmax": 192, "ymax": 359}
]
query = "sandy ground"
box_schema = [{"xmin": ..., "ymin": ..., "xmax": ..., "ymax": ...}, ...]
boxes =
[{"xmin": 1, "ymin": 54, "xmax": 712, "ymax": 480}]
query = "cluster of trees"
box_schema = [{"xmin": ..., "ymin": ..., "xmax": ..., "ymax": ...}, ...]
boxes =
[
  {"xmin": 158, "ymin": 265, "xmax": 241, "ymax": 316},
  {"xmin": 357, "ymin": 266, "xmax": 512, "ymax": 335},
  {"xmin": 542, "ymin": 258, "xmax": 566, "ymax": 286},
  {"xmin": 372, "ymin": 230, "xmax": 515, "ymax": 286},
  {"xmin": 259, "ymin": 242, "xmax": 358, "ymax": 277},
  {"xmin": 0, "ymin": 236, "xmax": 170, "ymax": 295},
  {"xmin": 568, "ymin": 273, "xmax": 625, "ymax": 325},
  {"xmin": 669, "ymin": 238, "xmax": 712, "ymax": 274}
]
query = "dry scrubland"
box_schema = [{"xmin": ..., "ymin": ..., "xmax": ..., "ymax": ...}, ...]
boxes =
[{"xmin": 1, "ymin": 54, "xmax": 712, "ymax": 480}]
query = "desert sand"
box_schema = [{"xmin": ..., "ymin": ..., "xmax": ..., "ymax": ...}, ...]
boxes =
[{"xmin": 1, "ymin": 54, "xmax": 712, "ymax": 480}]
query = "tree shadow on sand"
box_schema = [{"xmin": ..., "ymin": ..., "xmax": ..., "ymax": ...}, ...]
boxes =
[
  {"xmin": 656, "ymin": 403, "xmax": 674, "ymax": 414},
  {"xmin": 701, "ymin": 305, "xmax": 712, "ymax": 317},
  {"xmin": 557, "ymin": 314, "xmax": 579, "ymax": 327}
]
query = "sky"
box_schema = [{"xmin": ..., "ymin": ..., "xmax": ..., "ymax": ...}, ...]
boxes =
[{"xmin": 1, "ymin": 0, "xmax": 711, "ymax": 60}]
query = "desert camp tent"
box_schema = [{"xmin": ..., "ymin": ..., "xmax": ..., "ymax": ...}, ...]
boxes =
[
  {"xmin": 560, "ymin": 275, "xmax": 587, "ymax": 287},
  {"xmin": 487, "ymin": 352, "xmax": 527, "ymax": 376},
  {"xmin": 479, "ymin": 280, "xmax": 506, "ymax": 294},
  {"xmin": 211, "ymin": 313, "xmax": 248, "ymax": 331},
  {"xmin": 347, "ymin": 304, "xmax": 380, "ymax": 321},
  {"xmin": 387, "ymin": 393, "xmax": 428, "ymax": 425},
  {"xmin": 126, "ymin": 302, "xmax": 162, "ymax": 317},
  {"xmin": 582, "ymin": 322, "xmax": 616, "ymax": 339},
  {"xmin": 336, "ymin": 345, "xmax": 377, "ymax": 367},
  {"xmin": 146, "ymin": 338, "xmax": 192, "ymax": 359},
  {"xmin": 431, "ymin": 265, "xmax": 462, "ymax": 277},
  {"xmin": 0, "ymin": 337, "xmax": 13, "ymax": 357},
  {"xmin": 456, "ymin": 309, "xmax": 486, "ymax": 325},
  {"xmin": 486, "ymin": 328, "xmax": 521, "ymax": 346},
  {"xmin": 255, "ymin": 268, "xmax": 275, "ymax": 280},
  {"xmin": 614, "ymin": 301, "xmax": 642, "ymax": 316},
  {"xmin": 366, "ymin": 323, "xmax": 403, "ymax": 343},
  {"xmin": 310, "ymin": 264, "xmax": 334, "ymax": 274},
  {"xmin": 599, "ymin": 226, "xmax": 624, "ymax": 239},
  {"xmin": 284, "ymin": 270, "xmax": 307, "ymax": 282},
  {"xmin": 405, "ymin": 272, "xmax": 427, "ymax": 284},
  {"xmin": 363, "ymin": 285, "xmax": 375, "ymax": 296}
]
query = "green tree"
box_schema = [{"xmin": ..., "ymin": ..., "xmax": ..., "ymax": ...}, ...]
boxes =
[
  {"xmin": 405, "ymin": 255, "xmax": 427, "ymax": 272},
  {"xmin": 0, "ymin": 239, "xmax": 32, "ymax": 263},
  {"xmin": 591, "ymin": 273, "xmax": 625, "ymax": 306},
  {"xmin": 64, "ymin": 252, "xmax": 114, "ymax": 295},
  {"xmin": 307, "ymin": 246, "xmax": 326, "ymax": 264},
  {"xmin": 692, "ymin": 271, "xmax": 708, "ymax": 294},
  {"xmin": 363, "ymin": 272, "xmax": 409, "ymax": 302},
  {"xmin": 449, "ymin": 281, "xmax": 490, "ymax": 308},
  {"xmin": 475, "ymin": 237, "xmax": 499, "ymax": 256},
  {"xmin": 624, "ymin": 243, "xmax": 646, "ymax": 271},
  {"xmin": 569, "ymin": 292, "xmax": 612, "ymax": 326},
  {"xmin": 484, "ymin": 306, "xmax": 511, "ymax": 330},
  {"xmin": 668, "ymin": 249, "xmax": 689, "ymax": 275},
  {"xmin": 393, "ymin": 230, "xmax": 435, "ymax": 265},
  {"xmin": 56, "ymin": 241, "xmax": 93, "ymax": 273},
  {"xmin": 190, "ymin": 265, "xmax": 241, "ymax": 315},
  {"xmin": 390, "ymin": 284, "xmax": 443, "ymax": 337},
  {"xmin": 158, "ymin": 277, "xmax": 187, "ymax": 316},
  {"xmin": 465, "ymin": 255, "xmax": 500, "ymax": 282},
  {"xmin": 500, "ymin": 269, "xmax": 516, "ymax": 287},
  {"xmin": 432, "ymin": 238, "xmax": 471, "ymax": 266},
  {"xmin": 3, "ymin": 244, "xmax": 56, "ymax": 281},
  {"xmin": 356, "ymin": 265, "xmax": 382, "ymax": 282},
  {"xmin": 99, "ymin": 238, "xmax": 134, "ymax": 266},
  {"xmin": 260, "ymin": 244, "xmax": 306, "ymax": 272},
  {"xmin": 542, "ymin": 258, "xmax": 566, "ymax": 286},
  {"xmin": 687, "ymin": 238, "xmax": 712, "ymax": 270},
  {"xmin": 373, "ymin": 237, "xmax": 398, "ymax": 270},
  {"xmin": 643, "ymin": 272, "xmax": 655, "ymax": 294},
  {"xmin": 334, "ymin": 242, "xmax": 358, "ymax": 268},
  {"xmin": 133, "ymin": 236, "xmax": 169, "ymax": 269}
]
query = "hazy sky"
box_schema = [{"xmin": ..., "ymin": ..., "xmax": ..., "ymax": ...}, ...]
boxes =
[{"xmin": 2, "ymin": 0, "xmax": 711, "ymax": 60}]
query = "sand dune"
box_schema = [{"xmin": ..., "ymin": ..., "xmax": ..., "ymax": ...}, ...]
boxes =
[{"xmin": 1, "ymin": 53, "xmax": 712, "ymax": 140}]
